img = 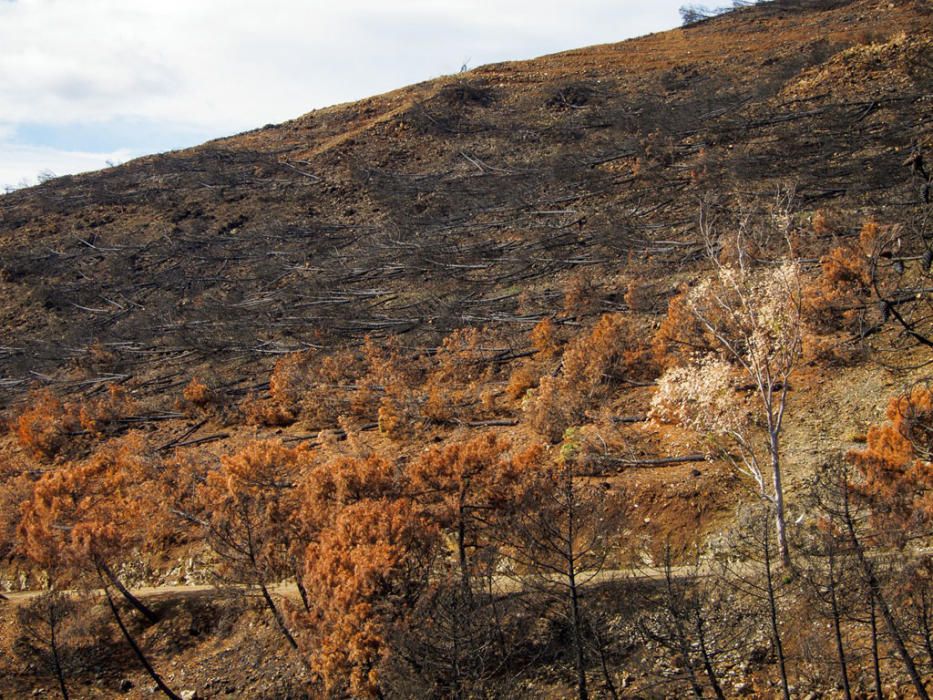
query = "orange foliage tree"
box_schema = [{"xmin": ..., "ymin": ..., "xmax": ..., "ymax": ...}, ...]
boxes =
[
  {"xmin": 802, "ymin": 242, "xmax": 873, "ymax": 363},
  {"xmin": 408, "ymin": 433, "xmax": 540, "ymax": 599},
  {"xmin": 299, "ymin": 453, "xmax": 402, "ymax": 535},
  {"xmin": 530, "ymin": 316, "xmax": 563, "ymax": 360},
  {"xmin": 195, "ymin": 439, "xmax": 313, "ymax": 647},
  {"xmin": 844, "ymin": 386, "xmax": 933, "ymax": 699},
  {"xmin": 301, "ymin": 347, "xmax": 371, "ymax": 426},
  {"xmin": 180, "ymin": 376, "xmax": 219, "ymax": 413},
  {"xmin": 0, "ymin": 452, "xmax": 34, "ymax": 564},
  {"xmin": 242, "ymin": 346, "xmax": 370, "ymax": 427},
  {"xmin": 18, "ymin": 433, "xmax": 181, "ymax": 699},
  {"xmin": 421, "ymin": 327, "xmax": 503, "ymax": 424},
  {"xmin": 506, "ymin": 316, "xmax": 565, "ymax": 402},
  {"xmin": 402, "ymin": 434, "xmax": 545, "ymax": 696},
  {"xmin": 847, "ymin": 384, "xmax": 933, "ymax": 540},
  {"xmin": 18, "ymin": 433, "xmax": 160, "ymax": 616},
  {"xmin": 15, "ymin": 390, "xmax": 81, "ymax": 462},
  {"xmin": 360, "ymin": 335, "xmax": 425, "ymax": 439},
  {"xmin": 296, "ymin": 498, "xmax": 439, "ymax": 698},
  {"xmin": 804, "ymin": 245, "xmax": 871, "ymax": 333}
]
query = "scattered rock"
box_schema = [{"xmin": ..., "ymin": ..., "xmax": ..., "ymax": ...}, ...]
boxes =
[
  {"xmin": 180, "ymin": 691, "xmax": 199, "ymax": 700},
  {"xmin": 119, "ymin": 678, "xmax": 134, "ymax": 693}
]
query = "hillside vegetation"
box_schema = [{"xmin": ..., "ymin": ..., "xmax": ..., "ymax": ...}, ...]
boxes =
[{"xmin": 1, "ymin": 0, "xmax": 932, "ymax": 697}]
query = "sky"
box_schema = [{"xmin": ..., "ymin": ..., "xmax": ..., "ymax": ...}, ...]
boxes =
[{"xmin": 0, "ymin": 0, "xmax": 687, "ymax": 190}]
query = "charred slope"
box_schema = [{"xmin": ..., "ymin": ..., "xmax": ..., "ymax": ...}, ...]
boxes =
[{"xmin": 0, "ymin": 0, "xmax": 930, "ymax": 405}]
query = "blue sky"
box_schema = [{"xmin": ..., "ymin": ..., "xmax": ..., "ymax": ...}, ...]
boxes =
[{"xmin": 0, "ymin": 0, "xmax": 687, "ymax": 190}]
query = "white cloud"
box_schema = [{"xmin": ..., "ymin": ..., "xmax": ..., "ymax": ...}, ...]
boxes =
[
  {"xmin": 0, "ymin": 0, "xmax": 684, "ymax": 126},
  {"xmin": 0, "ymin": 142, "xmax": 134, "ymax": 191},
  {"xmin": 0, "ymin": 0, "xmax": 686, "ymax": 185}
]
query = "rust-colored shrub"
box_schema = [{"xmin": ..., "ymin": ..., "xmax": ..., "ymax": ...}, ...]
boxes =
[
  {"xmin": 505, "ymin": 365, "xmax": 538, "ymax": 402},
  {"xmin": 360, "ymin": 337, "xmax": 424, "ymax": 438},
  {"xmin": 300, "ymin": 348, "xmax": 370, "ymax": 427},
  {"xmin": 77, "ymin": 385, "xmax": 137, "ymax": 437},
  {"xmin": 241, "ymin": 393, "xmax": 296, "ymax": 427},
  {"xmin": 242, "ymin": 345, "xmax": 360, "ymax": 427},
  {"xmin": 348, "ymin": 381, "xmax": 380, "ymax": 421},
  {"xmin": 376, "ymin": 399, "xmax": 406, "ymax": 438},
  {"xmin": 811, "ymin": 208, "xmax": 843, "ymax": 236},
  {"xmin": 525, "ymin": 313, "xmax": 656, "ymax": 440},
  {"xmin": 198, "ymin": 440, "xmax": 312, "ymax": 585},
  {"xmin": 651, "ymin": 287, "xmax": 714, "ymax": 369},
  {"xmin": 0, "ymin": 464, "xmax": 33, "ymax": 562},
  {"xmin": 248, "ymin": 348, "xmax": 370, "ymax": 428},
  {"xmin": 15, "ymin": 391, "xmax": 79, "ymax": 461},
  {"xmin": 562, "ymin": 270, "xmax": 600, "ymax": 316},
  {"xmin": 408, "ymin": 434, "xmax": 540, "ymax": 570},
  {"xmin": 624, "ymin": 278, "xmax": 659, "ymax": 313},
  {"xmin": 529, "ymin": 317, "xmax": 562, "ymax": 359},
  {"xmin": 505, "ymin": 318, "xmax": 565, "ymax": 406},
  {"xmin": 562, "ymin": 326, "xmax": 613, "ymax": 390},
  {"xmin": 268, "ymin": 351, "xmax": 313, "ymax": 408},
  {"xmin": 422, "ymin": 384, "xmax": 453, "ymax": 424},
  {"xmin": 801, "ymin": 243, "xmax": 873, "ymax": 364},
  {"xmin": 182, "ymin": 377, "xmax": 216, "ymax": 408},
  {"xmin": 858, "ymin": 218, "xmax": 883, "ymax": 254},
  {"xmin": 15, "ymin": 385, "xmax": 137, "ymax": 461},
  {"xmin": 522, "ymin": 375, "xmax": 568, "ymax": 442},
  {"xmin": 847, "ymin": 385, "xmax": 933, "ymax": 533},
  {"xmin": 411, "ymin": 433, "xmax": 534, "ymax": 595},
  {"xmin": 300, "ymin": 454, "xmax": 401, "ymax": 534},
  {"xmin": 421, "ymin": 327, "xmax": 501, "ymax": 424},
  {"xmin": 803, "ymin": 245, "xmax": 870, "ymax": 334}
]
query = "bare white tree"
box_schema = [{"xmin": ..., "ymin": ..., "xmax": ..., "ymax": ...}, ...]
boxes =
[{"xmin": 652, "ymin": 213, "xmax": 803, "ymax": 566}]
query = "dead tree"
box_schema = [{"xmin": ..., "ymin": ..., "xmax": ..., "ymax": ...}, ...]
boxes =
[
  {"xmin": 715, "ymin": 504, "xmax": 792, "ymax": 700},
  {"xmin": 14, "ymin": 589, "xmax": 77, "ymax": 700},
  {"xmin": 637, "ymin": 543, "xmax": 727, "ymax": 699},
  {"xmin": 502, "ymin": 435, "xmax": 625, "ymax": 700}
]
